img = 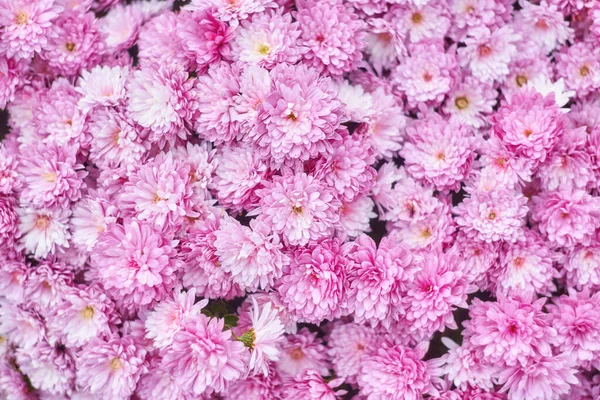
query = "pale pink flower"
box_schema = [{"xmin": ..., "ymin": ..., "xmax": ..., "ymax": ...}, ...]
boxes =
[
  {"xmin": 23, "ymin": 262, "xmax": 73, "ymax": 316},
  {"xmin": 160, "ymin": 314, "xmax": 247, "ymax": 395},
  {"xmin": 564, "ymin": 244, "xmax": 600, "ymax": 291},
  {"xmin": 18, "ymin": 206, "xmax": 71, "ymax": 259},
  {"xmin": 98, "ymin": 3, "xmax": 144, "ymax": 53},
  {"xmin": 16, "ymin": 341, "xmax": 75, "ymax": 396},
  {"xmin": 46, "ymin": 285, "xmax": 119, "ymax": 348},
  {"xmin": 458, "ymin": 26, "xmax": 520, "ymax": 83},
  {"xmin": 497, "ymin": 353, "xmax": 578, "ymax": 400},
  {"xmin": 276, "ymin": 327, "xmax": 330, "ymax": 377},
  {"xmin": 338, "ymin": 195, "xmax": 377, "ymax": 238},
  {"xmin": 91, "ymin": 219, "xmax": 179, "ymax": 315},
  {"xmin": 126, "ymin": 63, "xmax": 194, "ymax": 146},
  {"xmin": 76, "ymin": 335, "xmax": 147, "ymax": 400},
  {"xmin": 514, "ymin": 1, "xmax": 571, "ymax": 54},
  {"xmin": 76, "ymin": 65, "xmax": 128, "ymax": 113},
  {"xmin": 280, "ymin": 370, "xmax": 346, "ymax": 400},
  {"xmin": 187, "ymin": 0, "xmax": 277, "ymax": 27},
  {"xmin": 254, "ymin": 172, "xmax": 341, "ymax": 246},
  {"xmin": 215, "ymin": 217, "xmax": 288, "ymax": 292},
  {"xmin": 70, "ymin": 190, "xmax": 118, "ymax": 252},
  {"xmin": 0, "ymin": 56, "xmax": 28, "ymax": 109},
  {"xmin": 295, "ymin": 0, "xmax": 365, "ymax": 76},
  {"xmin": 137, "ymin": 11, "xmax": 191, "ymax": 69},
  {"xmin": 144, "ymin": 288, "xmax": 207, "ymax": 349},
  {"xmin": 277, "ymin": 238, "xmax": 347, "ymax": 323},
  {"xmin": 463, "ymin": 297, "xmax": 556, "ymax": 367},
  {"xmin": 0, "ymin": 301, "xmax": 44, "ymax": 349},
  {"xmin": 0, "ymin": 0, "xmax": 62, "ymax": 60},
  {"xmin": 556, "ymin": 42, "xmax": 600, "ymax": 98},
  {"xmin": 547, "ymin": 289, "xmax": 600, "ymax": 365},
  {"xmin": 327, "ymin": 322, "xmax": 377, "ymax": 384},
  {"xmin": 454, "ymin": 188, "xmax": 528, "ymax": 244},
  {"xmin": 241, "ymin": 297, "xmax": 285, "ymax": 376},
  {"xmin": 443, "ymin": 76, "xmax": 497, "ymax": 129},
  {"xmin": 357, "ymin": 342, "xmax": 435, "ymax": 400},
  {"xmin": 0, "ymin": 259, "xmax": 27, "ymax": 303},
  {"xmin": 531, "ymin": 189, "xmax": 600, "ymax": 249}
]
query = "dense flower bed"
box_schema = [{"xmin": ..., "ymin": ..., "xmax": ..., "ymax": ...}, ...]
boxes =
[{"xmin": 1, "ymin": 0, "xmax": 600, "ymax": 399}]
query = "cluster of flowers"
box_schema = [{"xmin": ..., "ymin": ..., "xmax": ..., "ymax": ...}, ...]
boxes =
[{"xmin": 2, "ymin": 0, "xmax": 600, "ymax": 398}]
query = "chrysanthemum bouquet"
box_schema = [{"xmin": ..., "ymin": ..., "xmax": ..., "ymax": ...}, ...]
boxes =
[{"xmin": 1, "ymin": 0, "xmax": 600, "ymax": 399}]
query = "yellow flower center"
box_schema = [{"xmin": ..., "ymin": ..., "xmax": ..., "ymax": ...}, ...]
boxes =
[
  {"xmin": 516, "ymin": 74, "xmax": 528, "ymax": 87},
  {"xmin": 81, "ymin": 306, "xmax": 95, "ymax": 319},
  {"xmin": 109, "ymin": 358, "xmax": 122, "ymax": 371},
  {"xmin": 35, "ymin": 215, "xmax": 51, "ymax": 230},
  {"xmin": 454, "ymin": 96, "xmax": 469, "ymax": 110},
  {"xmin": 65, "ymin": 42, "xmax": 76, "ymax": 52},
  {"xmin": 411, "ymin": 13, "xmax": 423, "ymax": 24},
  {"xmin": 15, "ymin": 11, "xmax": 28, "ymax": 25},
  {"xmin": 257, "ymin": 44, "xmax": 271, "ymax": 56}
]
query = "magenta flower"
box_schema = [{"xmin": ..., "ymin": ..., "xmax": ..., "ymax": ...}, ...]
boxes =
[{"xmin": 280, "ymin": 369, "xmax": 346, "ymax": 399}]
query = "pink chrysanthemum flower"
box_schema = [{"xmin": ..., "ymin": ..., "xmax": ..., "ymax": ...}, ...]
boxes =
[
  {"xmin": 342, "ymin": 234, "xmax": 412, "ymax": 327},
  {"xmin": 0, "ymin": 144, "xmax": 20, "ymax": 195},
  {"xmin": 250, "ymin": 63, "xmax": 342, "ymax": 164},
  {"xmin": 357, "ymin": 342, "xmax": 435, "ymax": 400},
  {"xmin": 277, "ymin": 238, "xmax": 346, "ymax": 323},
  {"xmin": 556, "ymin": 42, "xmax": 600, "ymax": 98},
  {"xmin": 537, "ymin": 139, "xmax": 594, "ymax": 192},
  {"xmin": 87, "ymin": 107, "xmax": 148, "ymax": 169},
  {"xmin": 394, "ymin": 42, "xmax": 458, "ymax": 108},
  {"xmin": 0, "ymin": 196, "xmax": 18, "ymax": 250},
  {"xmin": 137, "ymin": 11, "xmax": 191, "ymax": 70},
  {"xmin": 338, "ymin": 195, "xmax": 376, "ymax": 239},
  {"xmin": 0, "ymin": 301, "xmax": 44, "ymax": 349},
  {"xmin": 224, "ymin": 362, "xmax": 282, "ymax": 400},
  {"xmin": 70, "ymin": 190, "xmax": 118, "ymax": 252},
  {"xmin": 233, "ymin": 10, "xmax": 300, "ymax": 68},
  {"xmin": 238, "ymin": 297, "xmax": 285, "ymax": 376},
  {"xmin": 531, "ymin": 189, "xmax": 600, "ymax": 249},
  {"xmin": 193, "ymin": 62, "xmax": 241, "ymax": 144},
  {"xmin": 514, "ymin": 1, "xmax": 571, "ymax": 54},
  {"xmin": 327, "ymin": 322, "xmax": 377, "ymax": 384},
  {"xmin": 547, "ymin": 289, "xmax": 600, "ymax": 365},
  {"xmin": 431, "ymin": 338, "xmax": 495, "ymax": 392},
  {"xmin": 23, "ymin": 262, "xmax": 73, "ymax": 316},
  {"xmin": 452, "ymin": 233, "xmax": 498, "ymax": 286},
  {"xmin": 215, "ymin": 217, "xmax": 288, "ymax": 292},
  {"xmin": 346, "ymin": 0, "xmax": 387, "ymax": 16},
  {"xmin": 401, "ymin": 114, "xmax": 475, "ymax": 192},
  {"xmin": 19, "ymin": 143, "xmax": 86, "ymax": 209},
  {"xmin": 0, "ymin": 56, "xmax": 27, "ymax": 109},
  {"xmin": 396, "ymin": 2, "xmax": 451, "ymax": 43},
  {"xmin": 403, "ymin": 249, "xmax": 470, "ymax": 337},
  {"xmin": 491, "ymin": 230, "xmax": 557, "ymax": 301},
  {"xmin": 476, "ymin": 138, "xmax": 534, "ymax": 190},
  {"xmin": 91, "ymin": 219, "xmax": 179, "ymax": 315},
  {"xmin": 16, "ymin": 341, "xmax": 75, "ymax": 396},
  {"xmin": 46, "ymin": 285, "xmax": 119, "ymax": 348},
  {"xmin": 179, "ymin": 219, "xmax": 244, "ymax": 300},
  {"xmin": 98, "ymin": 3, "xmax": 144, "ymax": 53},
  {"xmin": 43, "ymin": 11, "xmax": 104, "ymax": 77},
  {"xmin": 0, "ymin": 0, "xmax": 62, "ymax": 60},
  {"xmin": 172, "ymin": 143, "xmax": 217, "ymax": 196},
  {"xmin": 364, "ymin": 17, "xmax": 406, "ymax": 74},
  {"xmin": 76, "ymin": 65, "xmax": 128, "ymax": 113},
  {"xmin": 463, "ymin": 297, "xmax": 556, "ymax": 367},
  {"xmin": 491, "ymin": 89, "xmax": 565, "ymax": 165},
  {"xmin": 276, "ymin": 327, "xmax": 330, "ymax": 377},
  {"xmin": 564, "ymin": 244, "xmax": 600, "ymax": 291},
  {"xmin": 160, "ymin": 314, "xmax": 247, "ymax": 395},
  {"xmin": 0, "ymin": 258, "xmax": 27, "ymax": 303},
  {"xmin": 234, "ymin": 64, "xmax": 272, "ymax": 132},
  {"xmin": 119, "ymin": 153, "xmax": 197, "ymax": 231},
  {"xmin": 177, "ymin": 8, "xmax": 234, "ymax": 71},
  {"xmin": 280, "ymin": 369, "xmax": 346, "ymax": 400},
  {"xmin": 254, "ymin": 172, "xmax": 340, "ymax": 246},
  {"xmin": 504, "ymin": 56, "xmax": 553, "ymax": 98},
  {"xmin": 458, "ymin": 26, "xmax": 520, "ymax": 83},
  {"xmin": 144, "ymin": 288, "xmax": 207, "ymax": 349},
  {"xmin": 76, "ymin": 335, "xmax": 147, "ymax": 400},
  {"xmin": 313, "ymin": 133, "xmax": 376, "ymax": 202},
  {"xmin": 454, "ymin": 188, "xmax": 528, "ymax": 244},
  {"xmin": 497, "ymin": 353, "xmax": 578, "ymax": 400},
  {"xmin": 126, "ymin": 63, "xmax": 194, "ymax": 147},
  {"xmin": 356, "ymin": 87, "xmax": 407, "ymax": 159},
  {"xmin": 135, "ymin": 358, "xmax": 196, "ymax": 400},
  {"xmin": 33, "ymin": 79, "xmax": 88, "ymax": 147},
  {"xmin": 295, "ymin": 0, "xmax": 364, "ymax": 76},
  {"xmin": 18, "ymin": 206, "xmax": 71, "ymax": 259},
  {"xmin": 443, "ymin": 76, "xmax": 497, "ymax": 129},
  {"xmin": 210, "ymin": 143, "xmax": 269, "ymax": 213},
  {"xmin": 188, "ymin": 0, "xmax": 277, "ymax": 27}
]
